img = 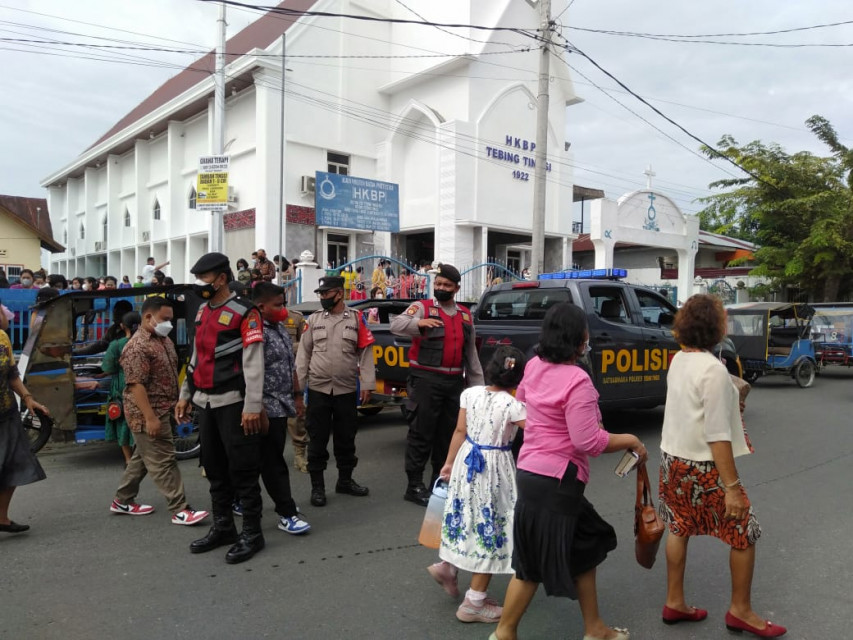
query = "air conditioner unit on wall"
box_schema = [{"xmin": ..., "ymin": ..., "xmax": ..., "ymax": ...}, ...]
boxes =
[
  {"xmin": 300, "ymin": 175, "xmax": 316, "ymax": 194},
  {"xmin": 94, "ymin": 241, "xmax": 104, "ymax": 251},
  {"xmin": 227, "ymin": 186, "xmax": 238, "ymax": 203},
  {"xmin": 142, "ymin": 231, "xmax": 150, "ymax": 242}
]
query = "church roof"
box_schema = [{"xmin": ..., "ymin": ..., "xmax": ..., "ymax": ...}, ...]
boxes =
[{"xmin": 88, "ymin": 0, "xmax": 316, "ymax": 151}]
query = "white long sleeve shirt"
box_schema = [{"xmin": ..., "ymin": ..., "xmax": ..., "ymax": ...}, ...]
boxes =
[{"xmin": 660, "ymin": 351, "xmax": 751, "ymax": 462}]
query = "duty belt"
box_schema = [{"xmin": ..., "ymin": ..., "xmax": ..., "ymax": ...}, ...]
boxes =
[{"xmin": 409, "ymin": 360, "xmax": 464, "ymax": 375}]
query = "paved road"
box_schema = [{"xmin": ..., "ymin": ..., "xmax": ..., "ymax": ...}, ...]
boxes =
[{"xmin": 2, "ymin": 368, "xmax": 851, "ymax": 640}]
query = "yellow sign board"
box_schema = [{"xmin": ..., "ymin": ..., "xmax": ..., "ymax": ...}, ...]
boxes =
[{"xmin": 196, "ymin": 155, "xmax": 230, "ymax": 212}]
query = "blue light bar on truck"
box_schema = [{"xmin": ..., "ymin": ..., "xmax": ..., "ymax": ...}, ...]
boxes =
[{"xmin": 539, "ymin": 268, "xmax": 627, "ymax": 280}]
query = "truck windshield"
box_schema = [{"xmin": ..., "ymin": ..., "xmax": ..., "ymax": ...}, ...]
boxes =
[{"xmin": 477, "ymin": 289, "xmax": 572, "ymax": 321}]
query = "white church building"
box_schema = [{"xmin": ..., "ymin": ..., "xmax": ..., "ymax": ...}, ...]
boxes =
[{"xmin": 41, "ymin": 0, "xmax": 583, "ymax": 282}]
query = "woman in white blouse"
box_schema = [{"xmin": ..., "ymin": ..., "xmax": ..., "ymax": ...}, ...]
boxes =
[{"xmin": 659, "ymin": 295, "xmax": 786, "ymax": 638}]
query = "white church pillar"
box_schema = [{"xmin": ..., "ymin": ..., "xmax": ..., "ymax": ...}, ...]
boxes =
[
  {"xmin": 589, "ymin": 198, "xmax": 617, "ymax": 269},
  {"xmin": 437, "ymin": 121, "xmax": 476, "ymax": 268},
  {"xmin": 253, "ymin": 67, "xmax": 284, "ymax": 261},
  {"xmin": 677, "ymin": 215, "xmax": 700, "ymax": 302}
]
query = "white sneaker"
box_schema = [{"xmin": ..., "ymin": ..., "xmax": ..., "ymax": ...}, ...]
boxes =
[
  {"xmin": 171, "ymin": 508, "xmax": 210, "ymax": 526},
  {"xmin": 110, "ymin": 500, "xmax": 154, "ymax": 516},
  {"xmin": 278, "ymin": 515, "xmax": 311, "ymax": 535}
]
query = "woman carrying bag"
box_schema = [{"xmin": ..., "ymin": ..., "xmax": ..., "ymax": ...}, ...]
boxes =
[
  {"xmin": 492, "ymin": 303, "xmax": 647, "ymax": 640},
  {"xmin": 658, "ymin": 295, "xmax": 785, "ymax": 637}
]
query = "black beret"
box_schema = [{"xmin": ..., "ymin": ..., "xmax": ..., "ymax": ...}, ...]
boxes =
[
  {"xmin": 435, "ymin": 263, "xmax": 461, "ymax": 284},
  {"xmin": 315, "ymin": 276, "xmax": 345, "ymax": 292},
  {"xmin": 190, "ymin": 252, "xmax": 230, "ymax": 275}
]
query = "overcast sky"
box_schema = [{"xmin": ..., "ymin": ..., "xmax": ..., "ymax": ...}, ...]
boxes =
[{"xmin": 2, "ymin": 0, "xmax": 852, "ymax": 226}]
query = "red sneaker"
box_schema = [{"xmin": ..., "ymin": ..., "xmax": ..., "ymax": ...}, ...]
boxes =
[
  {"xmin": 110, "ymin": 500, "xmax": 154, "ymax": 516},
  {"xmin": 171, "ymin": 508, "xmax": 210, "ymax": 526}
]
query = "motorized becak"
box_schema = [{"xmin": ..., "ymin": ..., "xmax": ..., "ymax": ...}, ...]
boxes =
[
  {"xmin": 18, "ymin": 286, "xmax": 202, "ymax": 457},
  {"xmin": 811, "ymin": 303, "xmax": 853, "ymax": 369},
  {"xmin": 725, "ymin": 302, "xmax": 818, "ymax": 388}
]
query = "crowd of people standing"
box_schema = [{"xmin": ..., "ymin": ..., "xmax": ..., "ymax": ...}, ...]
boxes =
[{"xmin": 0, "ymin": 247, "xmax": 786, "ymax": 636}]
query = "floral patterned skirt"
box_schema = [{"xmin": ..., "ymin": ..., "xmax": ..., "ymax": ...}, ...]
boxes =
[
  {"xmin": 658, "ymin": 451, "xmax": 761, "ymax": 549},
  {"xmin": 439, "ymin": 447, "xmax": 516, "ymax": 575}
]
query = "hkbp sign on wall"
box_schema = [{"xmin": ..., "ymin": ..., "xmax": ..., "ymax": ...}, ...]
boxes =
[
  {"xmin": 314, "ymin": 171, "xmax": 399, "ymax": 233},
  {"xmin": 196, "ymin": 155, "xmax": 230, "ymax": 212}
]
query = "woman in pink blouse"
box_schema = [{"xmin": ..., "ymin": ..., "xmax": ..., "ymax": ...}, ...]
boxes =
[{"xmin": 492, "ymin": 303, "xmax": 647, "ymax": 640}]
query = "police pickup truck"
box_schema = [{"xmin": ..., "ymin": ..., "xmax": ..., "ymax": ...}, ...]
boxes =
[
  {"xmin": 300, "ymin": 271, "xmax": 738, "ymax": 415},
  {"xmin": 475, "ymin": 269, "xmax": 739, "ymax": 410}
]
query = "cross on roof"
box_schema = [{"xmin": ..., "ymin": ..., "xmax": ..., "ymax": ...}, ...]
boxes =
[{"xmin": 643, "ymin": 164, "xmax": 656, "ymax": 189}]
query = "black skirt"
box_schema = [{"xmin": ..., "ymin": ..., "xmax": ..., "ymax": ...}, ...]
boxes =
[
  {"xmin": 512, "ymin": 464, "xmax": 617, "ymax": 599},
  {"xmin": 0, "ymin": 409, "xmax": 47, "ymax": 489}
]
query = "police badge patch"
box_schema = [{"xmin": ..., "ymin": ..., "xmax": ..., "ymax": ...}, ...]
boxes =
[
  {"xmin": 218, "ymin": 311, "xmax": 234, "ymax": 326},
  {"xmin": 405, "ymin": 305, "xmax": 418, "ymax": 316},
  {"xmin": 428, "ymin": 307, "xmax": 440, "ymax": 318}
]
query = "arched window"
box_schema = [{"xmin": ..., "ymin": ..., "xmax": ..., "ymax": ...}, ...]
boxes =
[
  {"xmin": 80, "ymin": 223, "xmax": 85, "ymax": 239},
  {"xmin": 153, "ymin": 199, "xmax": 161, "ymax": 221},
  {"xmin": 188, "ymin": 186, "xmax": 197, "ymax": 210},
  {"xmin": 124, "ymin": 208, "xmax": 131, "ymax": 227}
]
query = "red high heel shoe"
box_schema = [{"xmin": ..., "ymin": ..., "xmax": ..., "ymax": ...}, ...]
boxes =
[
  {"xmin": 725, "ymin": 612, "xmax": 787, "ymax": 637},
  {"xmin": 662, "ymin": 605, "xmax": 708, "ymax": 624}
]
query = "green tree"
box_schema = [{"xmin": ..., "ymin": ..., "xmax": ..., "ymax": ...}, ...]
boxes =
[{"xmin": 697, "ymin": 117, "xmax": 853, "ymax": 301}]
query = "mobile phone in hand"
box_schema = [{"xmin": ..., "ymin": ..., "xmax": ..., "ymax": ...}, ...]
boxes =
[{"xmin": 614, "ymin": 450, "xmax": 640, "ymax": 478}]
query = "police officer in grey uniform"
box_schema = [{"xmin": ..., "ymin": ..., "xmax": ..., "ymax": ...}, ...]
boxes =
[{"xmin": 295, "ymin": 276, "xmax": 376, "ymax": 507}]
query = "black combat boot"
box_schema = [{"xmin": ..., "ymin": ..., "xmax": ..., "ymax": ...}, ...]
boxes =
[
  {"xmin": 335, "ymin": 470, "xmax": 369, "ymax": 497},
  {"xmin": 310, "ymin": 472, "xmax": 326, "ymax": 507},
  {"xmin": 225, "ymin": 517, "xmax": 265, "ymax": 564},
  {"xmin": 403, "ymin": 472, "xmax": 430, "ymax": 507},
  {"xmin": 189, "ymin": 514, "xmax": 239, "ymax": 554}
]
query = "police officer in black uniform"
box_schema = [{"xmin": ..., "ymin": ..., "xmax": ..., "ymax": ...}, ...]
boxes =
[
  {"xmin": 176, "ymin": 252, "xmax": 267, "ymax": 564},
  {"xmin": 389, "ymin": 264, "xmax": 485, "ymax": 506}
]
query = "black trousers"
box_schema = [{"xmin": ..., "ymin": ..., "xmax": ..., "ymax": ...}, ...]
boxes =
[
  {"xmin": 305, "ymin": 389, "xmax": 358, "ymax": 475},
  {"xmin": 261, "ymin": 417, "xmax": 297, "ymax": 518},
  {"xmin": 404, "ymin": 371, "xmax": 465, "ymax": 483},
  {"xmin": 198, "ymin": 401, "xmax": 263, "ymax": 520}
]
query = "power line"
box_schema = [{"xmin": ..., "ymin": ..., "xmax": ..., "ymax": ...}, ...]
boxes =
[
  {"xmin": 394, "ymin": 0, "xmax": 523, "ymax": 49},
  {"xmin": 552, "ymin": 51, "xmax": 740, "ymax": 180},
  {"xmin": 199, "ymin": 0, "xmax": 546, "ymax": 34},
  {"xmin": 569, "ymin": 19, "xmax": 853, "ymax": 39},
  {"xmin": 0, "ymin": 36, "xmax": 534, "ymax": 59},
  {"xmin": 556, "ymin": 37, "xmax": 772, "ymax": 186},
  {"xmin": 572, "ymin": 32, "xmax": 853, "ymax": 48}
]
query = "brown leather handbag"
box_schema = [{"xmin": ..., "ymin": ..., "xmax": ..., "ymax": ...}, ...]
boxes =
[{"xmin": 634, "ymin": 462, "xmax": 665, "ymax": 569}]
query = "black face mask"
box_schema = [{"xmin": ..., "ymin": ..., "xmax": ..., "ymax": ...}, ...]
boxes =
[
  {"xmin": 320, "ymin": 295, "xmax": 339, "ymax": 311},
  {"xmin": 258, "ymin": 256, "xmax": 267, "ymax": 263},
  {"xmin": 193, "ymin": 277, "xmax": 221, "ymax": 300},
  {"xmin": 434, "ymin": 288, "xmax": 454, "ymax": 302}
]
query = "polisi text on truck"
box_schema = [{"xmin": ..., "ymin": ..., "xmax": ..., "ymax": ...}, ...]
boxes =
[
  {"xmin": 600, "ymin": 348, "xmax": 675, "ymax": 374},
  {"xmin": 373, "ymin": 344, "xmax": 409, "ymax": 368}
]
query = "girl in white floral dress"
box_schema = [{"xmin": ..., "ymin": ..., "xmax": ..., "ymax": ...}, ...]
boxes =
[{"xmin": 427, "ymin": 347, "xmax": 527, "ymax": 624}]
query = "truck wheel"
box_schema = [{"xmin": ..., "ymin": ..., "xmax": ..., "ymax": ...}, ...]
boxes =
[
  {"xmin": 357, "ymin": 406, "xmax": 383, "ymax": 417},
  {"xmin": 794, "ymin": 360, "xmax": 816, "ymax": 388},
  {"xmin": 22, "ymin": 408, "xmax": 52, "ymax": 454}
]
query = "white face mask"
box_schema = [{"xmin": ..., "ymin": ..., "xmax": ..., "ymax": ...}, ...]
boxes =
[
  {"xmin": 21, "ymin": 278, "xmax": 33, "ymax": 287},
  {"xmin": 154, "ymin": 319, "xmax": 173, "ymax": 337}
]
